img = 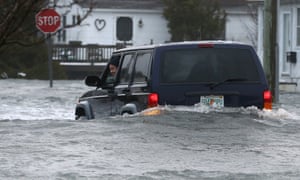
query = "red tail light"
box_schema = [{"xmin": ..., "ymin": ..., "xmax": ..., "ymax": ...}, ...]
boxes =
[
  {"xmin": 263, "ymin": 90, "xmax": 272, "ymax": 109},
  {"xmin": 198, "ymin": 43, "xmax": 214, "ymax": 48},
  {"xmin": 148, "ymin": 93, "xmax": 158, "ymax": 107}
]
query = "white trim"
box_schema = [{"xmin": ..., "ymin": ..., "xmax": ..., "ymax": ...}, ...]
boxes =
[
  {"xmin": 85, "ymin": 8, "xmax": 162, "ymax": 14},
  {"xmin": 59, "ymin": 62, "xmax": 107, "ymax": 66},
  {"xmin": 279, "ymin": 11, "xmax": 292, "ymax": 75}
]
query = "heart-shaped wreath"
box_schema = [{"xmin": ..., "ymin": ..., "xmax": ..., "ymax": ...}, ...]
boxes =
[{"xmin": 95, "ymin": 19, "xmax": 106, "ymax": 31}]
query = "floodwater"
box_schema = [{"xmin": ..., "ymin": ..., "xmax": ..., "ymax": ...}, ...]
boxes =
[{"xmin": 1, "ymin": 79, "xmax": 300, "ymax": 179}]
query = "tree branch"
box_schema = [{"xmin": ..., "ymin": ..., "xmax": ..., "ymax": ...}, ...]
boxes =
[{"xmin": 0, "ymin": 0, "xmax": 94, "ymax": 50}]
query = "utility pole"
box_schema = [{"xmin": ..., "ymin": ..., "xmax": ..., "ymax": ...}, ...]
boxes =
[{"xmin": 263, "ymin": 0, "xmax": 278, "ymax": 102}]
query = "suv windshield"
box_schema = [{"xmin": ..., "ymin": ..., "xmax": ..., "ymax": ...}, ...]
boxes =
[{"xmin": 160, "ymin": 48, "xmax": 260, "ymax": 84}]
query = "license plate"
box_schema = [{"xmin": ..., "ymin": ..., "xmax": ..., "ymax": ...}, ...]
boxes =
[{"xmin": 200, "ymin": 95, "xmax": 224, "ymax": 107}]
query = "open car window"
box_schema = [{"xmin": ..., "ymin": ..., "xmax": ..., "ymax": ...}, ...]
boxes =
[{"xmin": 101, "ymin": 55, "xmax": 121, "ymax": 86}]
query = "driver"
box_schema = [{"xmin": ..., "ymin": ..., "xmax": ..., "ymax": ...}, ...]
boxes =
[{"xmin": 106, "ymin": 56, "xmax": 120, "ymax": 83}]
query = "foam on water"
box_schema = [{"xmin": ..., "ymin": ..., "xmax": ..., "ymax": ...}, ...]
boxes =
[
  {"xmin": 140, "ymin": 104, "xmax": 300, "ymax": 121},
  {"xmin": 0, "ymin": 79, "xmax": 91, "ymax": 121},
  {"xmin": 258, "ymin": 108, "xmax": 300, "ymax": 120},
  {"xmin": 2, "ymin": 79, "xmax": 300, "ymax": 122}
]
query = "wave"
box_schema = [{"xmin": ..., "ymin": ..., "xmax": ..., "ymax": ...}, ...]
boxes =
[{"xmin": 140, "ymin": 104, "xmax": 300, "ymax": 120}]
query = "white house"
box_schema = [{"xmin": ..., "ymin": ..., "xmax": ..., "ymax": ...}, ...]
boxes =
[
  {"xmin": 54, "ymin": 0, "xmax": 171, "ymax": 46},
  {"xmin": 53, "ymin": 0, "xmax": 257, "ymax": 46}
]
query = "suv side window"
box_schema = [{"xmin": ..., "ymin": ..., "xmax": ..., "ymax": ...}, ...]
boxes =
[
  {"xmin": 133, "ymin": 52, "xmax": 152, "ymax": 83},
  {"xmin": 119, "ymin": 53, "xmax": 135, "ymax": 84}
]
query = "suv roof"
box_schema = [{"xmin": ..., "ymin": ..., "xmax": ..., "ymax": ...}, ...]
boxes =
[{"xmin": 114, "ymin": 41, "xmax": 250, "ymax": 52}]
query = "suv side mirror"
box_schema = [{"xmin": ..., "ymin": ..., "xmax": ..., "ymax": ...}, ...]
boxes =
[{"xmin": 85, "ymin": 76, "xmax": 101, "ymax": 87}]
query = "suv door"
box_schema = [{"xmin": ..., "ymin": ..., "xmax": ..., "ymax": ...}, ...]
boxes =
[
  {"xmin": 78, "ymin": 55, "xmax": 122, "ymax": 118},
  {"xmin": 112, "ymin": 52, "xmax": 136, "ymax": 115},
  {"xmin": 114, "ymin": 50, "xmax": 153, "ymax": 114},
  {"xmin": 128, "ymin": 50, "xmax": 153, "ymax": 111}
]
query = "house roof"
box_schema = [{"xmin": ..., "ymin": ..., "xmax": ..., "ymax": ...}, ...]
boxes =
[
  {"xmin": 281, "ymin": 0, "xmax": 300, "ymax": 4},
  {"xmin": 76, "ymin": 0, "xmax": 250, "ymax": 10},
  {"xmin": 246, "ymin": 0, "xmax": 300, "ymax": 5},
  {"xmin": 76, "ymin": 0, "xmax": 164, "ymax": 10},
  {"xmin": 218, "ymin": 0, "xmax": 249, "ymax": 7}
]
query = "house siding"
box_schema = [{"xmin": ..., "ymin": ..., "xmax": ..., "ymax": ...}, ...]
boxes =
[
  {"xmin": 55, "ymin": 8, "xmax": 171, "ymax": 46},
  {"xmin": 256, "ymin": 1, "xmax": 300, "ymax": 92}
]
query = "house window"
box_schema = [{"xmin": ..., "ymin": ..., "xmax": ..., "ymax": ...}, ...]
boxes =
[
  {"xmin": 297, "ymin": 8, "xmax": 300, "ymax": 46},
  {"xmin": 57, "ymin": 15, "xmax": 66, "ymax": 42},
  {"xmin": 116, "ymin": 17, "xmax": 133, "ymax": 41},
  {"xmin": 57, "ymin": 29, "xmax": 66, "ymax": 42},
  {"xmin": 72, "ymin": 15, "xmax": 78, "ymax": 25}
]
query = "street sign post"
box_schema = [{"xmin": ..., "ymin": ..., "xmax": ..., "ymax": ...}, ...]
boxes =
[{"xmin": 36, "ymin": 8, "xmax": 61, "ymax": 88}]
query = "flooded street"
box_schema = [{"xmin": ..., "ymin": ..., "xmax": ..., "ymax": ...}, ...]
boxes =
[{"xmin": 1, "ymin": 79, "xmax": 300, "ymax": 179}]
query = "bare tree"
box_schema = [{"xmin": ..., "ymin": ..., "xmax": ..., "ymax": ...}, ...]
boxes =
[
  {"xmin": 0, "ymin": 0, "xmax": 93, "ymax": 50},
  {"xmin": 244, "ymin": 3, "xmax": 259, "ymax": 50}
]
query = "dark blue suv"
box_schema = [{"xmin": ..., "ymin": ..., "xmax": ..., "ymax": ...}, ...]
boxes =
[{"xmin": 75, "ymin": 41, "xmax": 272, "ymax": 120}]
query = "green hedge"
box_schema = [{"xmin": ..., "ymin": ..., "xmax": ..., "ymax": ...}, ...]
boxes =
[{"xmin": 0, "ymin": 44, "xmax": 66, "ymax": 79}]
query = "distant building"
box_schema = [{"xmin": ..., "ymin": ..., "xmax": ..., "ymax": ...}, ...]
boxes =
[
  {"xmin": 54, "ymin": 0, "xmax": 170, "ymax": 46},
  {"xmin": 53, "ymin": 0, "xmax": 257, "ymax": 47}
]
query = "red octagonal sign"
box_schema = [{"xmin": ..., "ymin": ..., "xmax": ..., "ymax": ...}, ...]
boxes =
[{"xmin": 36, "ymin": 8, "xmax": 61, "ymax": 33}]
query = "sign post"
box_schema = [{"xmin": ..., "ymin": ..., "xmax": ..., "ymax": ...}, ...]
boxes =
[{"xmin": 35, "ymin": 8, "xmax": 61, "ymax": 88}]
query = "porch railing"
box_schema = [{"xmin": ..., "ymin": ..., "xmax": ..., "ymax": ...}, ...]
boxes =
[{"xmin": 52, "ymin": 44, "xmax": 121, "ymax": 63}]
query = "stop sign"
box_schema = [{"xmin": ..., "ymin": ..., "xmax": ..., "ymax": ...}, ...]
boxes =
[{"xmin": 36, "ymin": 8, "xmax": 61, "ymax": 33}]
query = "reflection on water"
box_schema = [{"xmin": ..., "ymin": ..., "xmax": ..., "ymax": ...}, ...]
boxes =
[{"xmin": 0, "ymin": 79, "xmax": 300, "ymax": 179}]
